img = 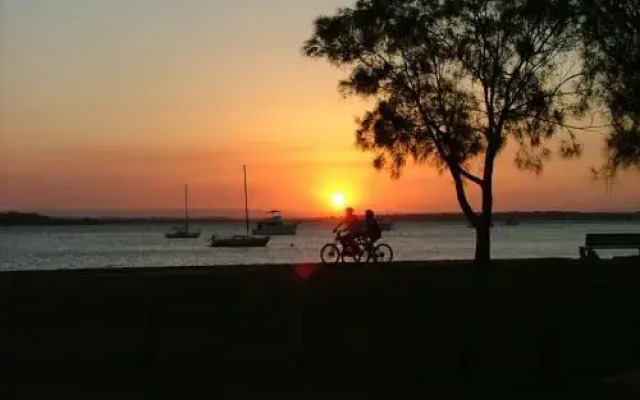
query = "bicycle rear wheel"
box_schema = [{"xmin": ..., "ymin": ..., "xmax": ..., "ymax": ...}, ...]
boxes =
[{"xmin": 320, "ymin": 243, "xmax": 341, "ymax": 265}]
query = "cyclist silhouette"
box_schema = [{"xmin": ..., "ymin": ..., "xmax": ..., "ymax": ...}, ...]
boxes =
[{"xmin": 333, "ymin": 207, "xmax": 359, "ymax": 254}]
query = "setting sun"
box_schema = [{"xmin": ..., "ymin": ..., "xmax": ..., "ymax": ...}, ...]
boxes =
[{"xmin": 331, "ymin": 193, "xmax": 347, "ymax": 209}]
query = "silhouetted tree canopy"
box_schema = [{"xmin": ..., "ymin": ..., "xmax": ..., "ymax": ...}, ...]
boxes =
[
  {"xmin": 304, "ymin": 0, "xmax": 584, "ymax": 264},
  {"xmin": 578, "ymin": 0, "xmax": 640, "ymax": 176}
]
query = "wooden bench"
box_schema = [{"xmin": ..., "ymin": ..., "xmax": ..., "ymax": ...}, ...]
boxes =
[{"xmin": 579, "ymin": 233, "xmax": 640, "ymax": 259}]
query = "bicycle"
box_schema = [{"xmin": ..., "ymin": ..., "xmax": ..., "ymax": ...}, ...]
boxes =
[{"xmin": 320, "ymin": 231, "xmax": 394, "ymax": 265}]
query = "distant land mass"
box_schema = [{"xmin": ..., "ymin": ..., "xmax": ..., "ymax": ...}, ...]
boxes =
[
  {"xmin": 0, "ymin": 212, "xmax": 105, "ymax": 226},
  {"xmin": 1, "ymin": 211, "xmax": 639, "ymax": 226}
]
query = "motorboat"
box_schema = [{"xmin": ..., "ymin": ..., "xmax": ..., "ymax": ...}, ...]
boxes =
[{"xmin": 252, "ymin": 211, "xmax": 298, "ymax": 235}]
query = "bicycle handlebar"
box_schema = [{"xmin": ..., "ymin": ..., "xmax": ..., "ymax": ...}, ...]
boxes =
[{"xmin": 332, "ymin": 230, "xmax": 350, "ymax": 241}]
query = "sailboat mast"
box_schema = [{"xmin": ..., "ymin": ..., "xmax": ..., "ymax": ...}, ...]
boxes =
[
  {"xmin": 243, "ymin": 165, "xmax": 249, "ymax": 236},
  {"xmin": 184, "ymin": 184, "xmax": 189, "ymax": 230}
]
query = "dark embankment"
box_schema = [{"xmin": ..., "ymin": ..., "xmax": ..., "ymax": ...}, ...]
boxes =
[{"xmin": 2, "ymin": 258, "xmax": 640, "ymax": 397}]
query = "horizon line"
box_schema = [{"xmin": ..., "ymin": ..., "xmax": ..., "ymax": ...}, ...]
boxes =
[{"xmin": 3, "ymin": 209, "xmax": 639, "ymax": 221}]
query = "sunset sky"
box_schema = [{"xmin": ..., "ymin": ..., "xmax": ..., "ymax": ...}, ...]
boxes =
[{"xmin": 1, "ymin": 0, "xmax": 638, "ymax": 217}]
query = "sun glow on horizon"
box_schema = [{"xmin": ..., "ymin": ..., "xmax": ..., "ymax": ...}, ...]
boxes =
[{"xmin": 331, "ymin": 192, "xmax": 347, "ymax": 209}]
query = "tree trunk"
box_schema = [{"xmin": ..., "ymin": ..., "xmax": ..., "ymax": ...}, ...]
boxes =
[
  {"xmin": 476, "ymin": 149, "xmax": 495, "ymax": 267},
  {"xmin": 449, "ymin": 158, "xmax": 494, "ymax": 266},
  {"xmin": 474, "ymin": 222, "xmax": 491, "ymax": 267},
  {"xmin": 475, "ymin": 182, "xmax": 494, "ymax": 267},
  {"xmin": 450, "ymin": 169, "xmax": 490, "ymax": 266}
]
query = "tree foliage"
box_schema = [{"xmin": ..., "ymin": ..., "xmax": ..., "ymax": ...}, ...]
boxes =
[{"xmin": 579, "ymin": 0, "xmax": 640, "ymax": 175}]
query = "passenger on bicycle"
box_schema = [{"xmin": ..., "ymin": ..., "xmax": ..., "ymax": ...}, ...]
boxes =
[
  {"xmin": 333, "ymin": 207, "xmax": 359, "ymax": 254},
  {"xmin": 359, "ymin": 209, "xmax": 382, "ymax": 251}
]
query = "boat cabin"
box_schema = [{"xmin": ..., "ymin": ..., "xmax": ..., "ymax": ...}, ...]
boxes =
[{"xmin": 257, "ymin": 210, "xmax": 284, "ymax": 228}]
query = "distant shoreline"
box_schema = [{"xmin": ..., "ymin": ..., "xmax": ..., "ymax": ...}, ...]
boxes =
[{"xmin": 1, "ymin": 210, "xmax": 639, "ymax": 226}]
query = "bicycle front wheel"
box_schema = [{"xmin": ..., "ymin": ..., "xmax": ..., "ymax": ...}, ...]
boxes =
[
  {"xmin": 320, "ymin": 243, "xmax": 341, "ymax": 265},
  {"xmin": 371, "ymin": 243, "xmax": 393, "ymax": 263}
]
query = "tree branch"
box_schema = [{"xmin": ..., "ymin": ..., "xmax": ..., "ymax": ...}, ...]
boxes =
[
  {"xmin": 451, "ymin": 169, "xmax": 479, "ymax": 225},
  {"xmin": 457, "ymin": 166, "xmax": 484, "ymax": 185}
]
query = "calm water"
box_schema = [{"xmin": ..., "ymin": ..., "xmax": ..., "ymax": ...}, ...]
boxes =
[{"xmin": 1, "ymin": 220, "xmax": 639, "ymax": 271}]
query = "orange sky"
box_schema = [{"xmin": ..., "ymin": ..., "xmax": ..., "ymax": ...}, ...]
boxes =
[{"xmin": 1, "ymin": 0, "xmax": 639, "ymax": 217}]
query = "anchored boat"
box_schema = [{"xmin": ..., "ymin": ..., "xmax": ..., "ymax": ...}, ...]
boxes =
[
  {"xmin": 209, "ymin": 234, "xmax": 269, "ymax": 247},
  {"xmin": 252, "ymin": 210, "xmax": 298, "ymax": 236},
  {"xmin": 165, "ymin": 184, "xmax": 201, "ymax": 239},
  {"xmin": 209, "ymin": 165, "xmax": 270, "ymax": 247}
]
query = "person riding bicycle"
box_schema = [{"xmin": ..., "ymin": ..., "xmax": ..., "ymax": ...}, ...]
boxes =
[
  {"xmin": 333, "ymin": 207, "xmax": 359, "ymax": 255},
  {"xmin": 358, "ymin": 209, "xmax": 382, "ymax": 251}
]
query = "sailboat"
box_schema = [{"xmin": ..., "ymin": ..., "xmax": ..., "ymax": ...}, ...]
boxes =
[
  {"xmin": 165, "ymin": 184, "xmax": 201, "ymax": 239},
  {"xmin": 209, "ymin": 165, "xmax": 270, "ymax": 247}
]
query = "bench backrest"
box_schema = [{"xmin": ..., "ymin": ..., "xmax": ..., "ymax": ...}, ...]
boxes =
[{"xmin": 585, "ymin": 233, "xmax": 640, "ymax": 248}]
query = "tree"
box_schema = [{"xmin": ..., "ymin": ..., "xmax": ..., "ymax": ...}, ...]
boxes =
[
  {"xmin": 304, "ymin": 0, "xmax": 583, "ymax": 265},
  {"xmin": 578, "ymin": 0, "xmax": 640, "ymax": 177}
]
